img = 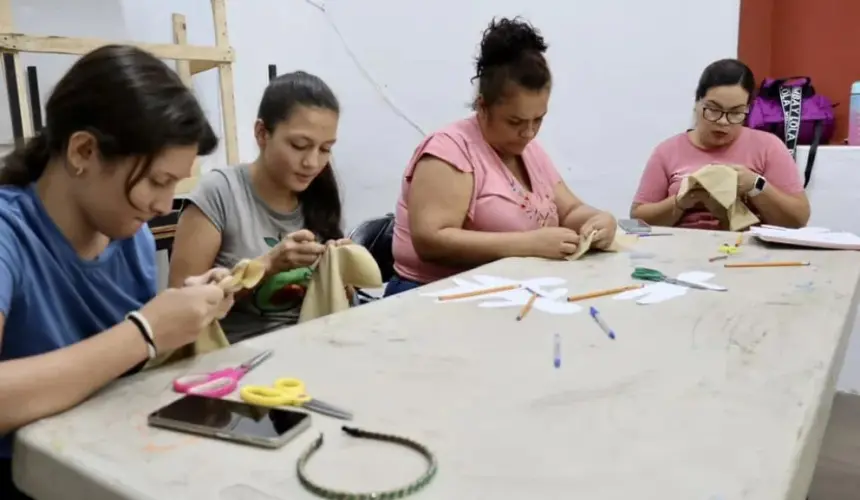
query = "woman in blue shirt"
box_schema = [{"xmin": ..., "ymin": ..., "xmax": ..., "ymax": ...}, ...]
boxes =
[{"xmin": 0, "ymin": 45, "xmax": 235, "ymax": 499}]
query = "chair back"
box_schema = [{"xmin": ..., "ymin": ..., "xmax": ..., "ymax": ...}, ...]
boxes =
[
  {"xmin": 149, "ymin": 198, "xmax": 187, "ymax": 257},
  {"xmin": 348, "ymin": 213, "xmax": 395, "ymax": 283}
]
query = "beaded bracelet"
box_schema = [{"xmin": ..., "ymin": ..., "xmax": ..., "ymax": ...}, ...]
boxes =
[{"xmin": 296, "ymin": 426, "xmax": 438, "ymax": 499}]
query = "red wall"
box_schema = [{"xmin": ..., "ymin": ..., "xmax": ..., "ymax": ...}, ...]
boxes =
[{"xmin": 738, "ymin": 0, "xmax": 860, "ymax": 143}]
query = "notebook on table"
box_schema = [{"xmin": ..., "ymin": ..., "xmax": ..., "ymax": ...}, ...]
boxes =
[{"xmin": 749, "ymin": 225, "xmax": 860, "ymax": 250}]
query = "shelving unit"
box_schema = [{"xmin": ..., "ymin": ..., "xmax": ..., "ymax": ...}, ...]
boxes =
[{"xmin": 0, "ymin": 0, "xmax": 239, "ymax": 195}]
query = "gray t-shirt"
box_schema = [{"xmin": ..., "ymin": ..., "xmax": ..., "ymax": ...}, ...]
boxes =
[{"xmin": 188, "ymin": 164, "xmax": 305, "ymax": 343}]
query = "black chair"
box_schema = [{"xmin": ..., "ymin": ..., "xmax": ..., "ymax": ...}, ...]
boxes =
[
  {"xmin": 150, "ymin": 198, "xmax": 187, "ymax": 259},
  {"xmin": 348, "ymin": 213, "xmax": 395, "ymax": 303}
]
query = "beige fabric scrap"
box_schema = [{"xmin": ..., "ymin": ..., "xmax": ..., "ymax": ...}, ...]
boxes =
[{"xmin": 676, "ymin": 163, "xmax": 760, "ymax": 231}]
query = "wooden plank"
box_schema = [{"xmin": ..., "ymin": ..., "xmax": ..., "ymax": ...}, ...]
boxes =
[
  {"xmin": 171, "ymin": 14, "xmax": 200, "ymax": 194},
  {"xmin": 0, "ymin": 2, "xmax": 12, "ymax": 43},
  {"xmin": 171, "ymin": 14, "xmax": 192, "ymax": 87},
  {"xmin": 210, "ymin": 0, "xmax": 239, "ymax": 165},
  {"xmin": 0, "ymin": 0, "xmax": 33, "ymax": 139},
  {"xmin": 0, "ymin": 33, "xmax": 233, "ymax": 63},
  {"xmin": 189, "ymin": 59, "xmax": 219, "ymax": 75},
  {"xmin": 151, "ymin": 225, "xmax": 176, "ymax": 236}
]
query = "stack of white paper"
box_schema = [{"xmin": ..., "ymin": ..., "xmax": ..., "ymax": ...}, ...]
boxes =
[{"xmin": 749, "ymin": 225, "xmax": 860, "ymax": 250}]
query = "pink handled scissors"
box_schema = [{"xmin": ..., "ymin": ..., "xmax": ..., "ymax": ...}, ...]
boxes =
[{"xmin": 173, "ymin": 350, "xmax": 273, "ymax": 398}]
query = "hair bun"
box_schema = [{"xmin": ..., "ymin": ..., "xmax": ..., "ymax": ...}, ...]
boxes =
[{"xmin": 477, "ymin": 17, "xmax": 547, "ymax": 72}]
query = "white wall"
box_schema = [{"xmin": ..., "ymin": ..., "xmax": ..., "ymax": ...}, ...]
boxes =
[
  {"xmin": 0, "ymin": 0, "xmax": 128, "ymax": 145},
  {"xmin": 118, "ymin": 0, "xmax": 226, "ymax": 172},
  {"xmin": 796, "ymin": 146, "xmax": 860, "ymax": 393},
  {"xmin": 76, "ymin": 0, "xmax": 741, "ymax": 229},
  {"xmin": 221, "ymin": 0, "xmax": 740, "ymax": 229}
]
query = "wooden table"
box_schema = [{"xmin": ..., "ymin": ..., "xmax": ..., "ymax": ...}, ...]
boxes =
[{"xmin": 13, "ymin": 228, "xmax": 860, "ymax": 500}]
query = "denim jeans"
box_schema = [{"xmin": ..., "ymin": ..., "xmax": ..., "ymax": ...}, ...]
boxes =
[{"xmin": 383, "ymin": 275, "xmax": 423, "ymax": 297}]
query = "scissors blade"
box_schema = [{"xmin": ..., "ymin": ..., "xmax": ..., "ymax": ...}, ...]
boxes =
[
  {"xmin": 691, "ymin": 281, "xmax": 727, "ymax": 292},
  {"xmin": 665, "ymin": 278, "xmax": 723, "ymax": 291},
  {"xmin": 240, "ymin": 350, "xmax": 274, "ymax": 371},
  {"xmin": 306, "ymin": 400, "xmax": 353, "ymax": 420}
]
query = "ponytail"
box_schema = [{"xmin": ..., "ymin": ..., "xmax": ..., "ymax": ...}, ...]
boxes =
[
  {"xmin": 299, "ymin": 162, "xmax": 343, "ymax": 242},
  {"xmin": 0, "ymin": 133, "xmax": 51, "ymax": 186}
]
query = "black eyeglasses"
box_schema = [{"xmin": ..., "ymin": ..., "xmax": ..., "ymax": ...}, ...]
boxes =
[{"xmin": 702, "ymin": 107, "xmax": 748, "ymax": 125}]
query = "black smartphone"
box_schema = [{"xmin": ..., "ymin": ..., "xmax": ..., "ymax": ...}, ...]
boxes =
[{"xmin": 148, "ymin": 394, "xmax": 311, "ymax": 449}]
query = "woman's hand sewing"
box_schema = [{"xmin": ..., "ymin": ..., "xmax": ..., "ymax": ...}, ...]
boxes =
[
  {"xmin": 185, "ymin": 267, "xmax": 236, "ymax": 319},
  {"xmin": 138, "ymin": 283, "xmax": 230, "ymax": 352},
  {"xmin": 326, "ymin": 238, "xmax": 353, "ymax": 247},
  {"xmin": 675, "ymin": 188, "xmax": 710, "ymax": 210},
  {"xmin": 262, "ymin": 229, "xmax": 326, "ymax": 273},
  {"xmin": 727, "ymin": 164, "xmax": 758, "ymax": 195},
  {"xmin": 528, "ymin": 226, "xmax": 581, "ymax": 259},
  {"xmin": 580, "ymin": 212, "xmax": 618, "ymax": 250}
]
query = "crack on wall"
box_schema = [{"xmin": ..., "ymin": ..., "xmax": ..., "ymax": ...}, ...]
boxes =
[{"xmin": 300, "ymin": 0, "xmax": 426, "ymax": 137}]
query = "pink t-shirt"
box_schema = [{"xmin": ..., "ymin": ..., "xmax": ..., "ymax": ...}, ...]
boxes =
[
  {"xmin": 632, "ymin": 128, "xmax": 804, "ymax": 230},
  {"xmin": 392, "ymin": 116, "xmax": 562, "ymax": 284}
]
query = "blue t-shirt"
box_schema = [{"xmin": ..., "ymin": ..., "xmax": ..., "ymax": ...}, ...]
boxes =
[{"xmin": 0, "ymin": 184, "xmax": 157, "ymax": 459}]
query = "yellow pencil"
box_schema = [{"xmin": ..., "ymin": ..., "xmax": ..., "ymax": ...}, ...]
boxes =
[
  {"xmin": 438, "ymin": 284, "xmax": 520, "ymax": 301},
  {"xmin": 567, "ymin": 284, "xmax": 642, "ymax": 302},
  {"xmin": 724, "ymin": 261, "xmax": 810, "ymax": 268},
  {"xmin": 517, "ymin": 292, "xmax": 538, "ymax": 321}
]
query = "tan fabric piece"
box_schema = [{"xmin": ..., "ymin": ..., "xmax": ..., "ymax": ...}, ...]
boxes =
[
  {"xmin": 568, "ymin": 230, "xmax": 598, "ymax": 260},
  {"xmin": 143, "ymin": 322, "xmax": 231, "ymax": 370},
  {"xmin": 676, "ymin": 164, "xmax": 760, "ymax": 231},
  {"xmin": 142, "ymin": 245, "xmax": 449, "ymax": 368},
  {"xmin": 299, "ymin": 244, "xmax": 383, "ymax": 323},
  {"xmin": 567, "ymin": 227, "xmax": 637, "ymax": 261},
  {"xmin": 143, "ymin": 259, "xmax": 266, "ymax": 370},
  {"xmin": 221, "ymin": 259, "xmax": 267, "ymax": 290},
  {"xmin": 144, "ymin": 247, "xmax": 381, "ymax": 369}
]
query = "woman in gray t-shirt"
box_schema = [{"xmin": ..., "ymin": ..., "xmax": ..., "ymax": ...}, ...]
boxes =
[{"xmin": 168, "ymin": 71, "xmax": 347, "ymax": 343}]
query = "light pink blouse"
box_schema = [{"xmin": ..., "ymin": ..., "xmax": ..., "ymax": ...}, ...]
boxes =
[{"xmin": 392, "ymin": 116, "xmax": 563, "ymax": 284}]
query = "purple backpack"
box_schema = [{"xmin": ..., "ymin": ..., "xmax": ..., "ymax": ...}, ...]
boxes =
[{"xmin": 747, "ymin": 77, "xmax": 835, "ymax": 187}]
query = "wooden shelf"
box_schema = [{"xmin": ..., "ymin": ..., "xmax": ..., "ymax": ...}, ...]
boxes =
[
  {"xmin": 0, "ymin": 0, "xmax": 239, "ymax": 196},
  {"xmin": 190, "ymin": 59, "xmax": 220, "ymax": 75},
  {"xmin": 0, "ymin": 33, "xmax": 233, "ymax": 63}
]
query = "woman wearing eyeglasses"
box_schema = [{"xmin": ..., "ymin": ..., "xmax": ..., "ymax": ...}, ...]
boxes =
[{"xmin": 630, "ymin": 59, "xmax": 810, "ymax": 230}]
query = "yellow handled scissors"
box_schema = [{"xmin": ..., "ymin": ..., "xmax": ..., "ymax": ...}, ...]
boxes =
[{"xmin": 240, "ymin": 378, "xmax": 353, "ymax": 420}]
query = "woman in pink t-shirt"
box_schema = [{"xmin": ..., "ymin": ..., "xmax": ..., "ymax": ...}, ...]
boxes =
[
  {"xmin": 386, "ymin": 18, "xmax": 615, "ymax": 296},
  {"xmin": 630, "ymin": 59, "xmax": 810, "ymax": 231}
]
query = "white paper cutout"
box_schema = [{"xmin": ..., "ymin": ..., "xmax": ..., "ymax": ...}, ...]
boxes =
[
  {"xmin": 613, "ymin": 271, "xmax": 719, "ymax": 305},
  {"xmin": 422, "ymin": 274, "xmax": 582, "ymax": 315}
]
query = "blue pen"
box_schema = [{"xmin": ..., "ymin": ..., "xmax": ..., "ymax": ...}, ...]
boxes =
[
  {"xmin": 589, "ymin": 306, "xmax": 616, "ymax": 340},
  {"xmin": 553, "ymin": 333, "xmax": 561, "ymax": 368}
]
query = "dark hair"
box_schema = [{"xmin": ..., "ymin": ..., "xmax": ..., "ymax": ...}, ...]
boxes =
[
  {"xmin": 472, "ymin": 17, "xmax": 551, "ymax": 109},
  {"xmin": 0, "ymin": 44, "xmax": 217, "ymax": 191},
  {"xmin": 695, "ymin": 59, "xmax": 756, "ymax": 103},
  {"xmin": 257, "ymin": 70, "xmax": 343, "ymax": 241}
]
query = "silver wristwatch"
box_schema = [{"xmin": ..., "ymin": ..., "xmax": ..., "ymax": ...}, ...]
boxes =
[{"xmin": 747, "ymin": 175, "xmax": 766, "ymax": 197}]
